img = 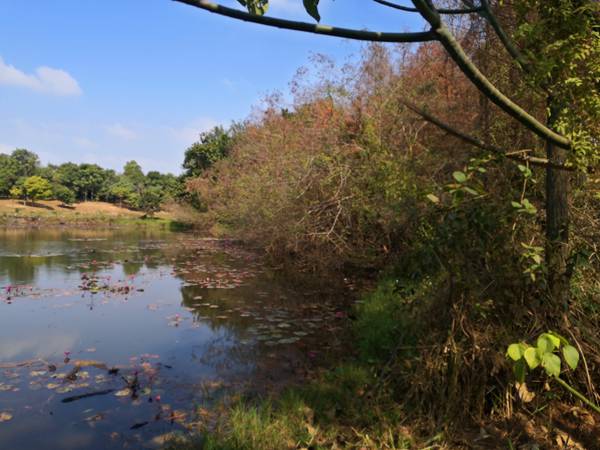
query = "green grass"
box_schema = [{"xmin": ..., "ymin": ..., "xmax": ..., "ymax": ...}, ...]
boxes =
[{"xmin": 164, "ymin": 278, "xmax": 442, "ymax": 450}]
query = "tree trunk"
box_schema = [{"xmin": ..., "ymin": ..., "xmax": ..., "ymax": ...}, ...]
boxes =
[{"xmin": 545, "ymin": 109, "xmax": 570, "ymax": 308}]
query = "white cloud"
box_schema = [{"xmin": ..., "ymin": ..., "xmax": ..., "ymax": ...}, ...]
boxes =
[
  {"xmin": 105, "ymin": 123, "xmax": 137, "ymax": 140},
  {"xmin": 0, "ymin": 56, "xmax": 82, "ymax": 96}
]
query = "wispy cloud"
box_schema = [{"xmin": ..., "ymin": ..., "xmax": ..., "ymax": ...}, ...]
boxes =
[
  {"xmin": 105, "ymin": 123, "xmax": 137, "ymax": 140},
  {"xmin": 0, "ymin": 56, "xmax": 82, "ymax": 96}
]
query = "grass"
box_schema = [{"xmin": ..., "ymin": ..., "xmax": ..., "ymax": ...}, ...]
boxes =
[
  {"xmin": 164, "ymin": 279, "xmax": 446, "ymax": 450},
  {"xmin": 0, "ymin": 199, "xmax": 198, "ymax": 229}
]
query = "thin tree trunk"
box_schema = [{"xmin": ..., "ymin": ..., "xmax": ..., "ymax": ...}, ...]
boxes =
[{"xmin": 545, "ymin": 107, "xmax": 570, "ymax": 308}]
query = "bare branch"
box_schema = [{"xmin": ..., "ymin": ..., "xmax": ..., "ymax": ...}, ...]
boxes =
[
  {"xmin": 410, "ymin": 0, "xmax": 571, "ymax": 149},
  {"xmin": 478, "ymin": 0, "xmax": 531, "ymax": 71},
  {"xmin": 374, "ymin": 0, "xmax": 482, "ymax": 15},
  {"xmin": 400, "ymin": 98, "xmax": 573, "ymax": 171},
  {"xmin": 174, "ymin": 0, "xmax": 438, "ymax": 43}
]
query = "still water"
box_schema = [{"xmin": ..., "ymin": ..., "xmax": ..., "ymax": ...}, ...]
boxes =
[{"xmin": 0, "ymin": 228, "xmax": 347, "ymax": 449}]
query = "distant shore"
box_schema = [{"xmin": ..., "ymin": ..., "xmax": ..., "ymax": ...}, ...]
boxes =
[{"xmin": 0, "ymin": 199, "xmax": 193, "ymax": 229}]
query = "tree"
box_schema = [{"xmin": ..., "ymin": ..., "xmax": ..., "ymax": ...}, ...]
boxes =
[
  {"xmin": 183, "ymin": 126, "xmax": 233, "ymax": 177},
  {"xmin": 0, "ymin": 153, "xmax": 17, "ymax": 196},
  {"xmin": 9, "ymin": 185, "xmax": 24, "ymax": 205},
  {"xmin": 108, "ymin": 177, "xmax": 135, "ymax": 208},
  {"xmin": 22, "ymin": 176, "xmax": 52, "ymax": 204},
  {"xmin": 10, "ymin": 149, "xmax": 39, "ymax": 178},
  {"xmin": 74, "ymin": 164, "xmax": 109, "ymax": 201},
  {"xmin": 138, "ymin": 186, "xmax": 163, "ymax": 217},
  {"xmin": 123, "ymin": 160, "xmax": 145, "ymax": 191},
  {"xmin": 176, "ymin": 0, "xmax": 599, "ymax": 306},
  {"xmin": 52, "ymin": 184, "xmax": 76, "ymax": 206}
]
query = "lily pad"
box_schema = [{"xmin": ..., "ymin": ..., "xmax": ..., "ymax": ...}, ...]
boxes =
[{"xmin": 115, "ymin": 388, "xmax": 132, "ymax": 397}]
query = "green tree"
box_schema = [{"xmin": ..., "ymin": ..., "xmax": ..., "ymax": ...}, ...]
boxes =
[
  {"xmin": 10, "ymin": 149, "xmax": 39, "ymax": 178},
  {"xmin": 109, "ymin": 177, "xmax": 135, "ymax": 207},
  {"xmin": 9, "ymin": 185, "xmax": 24, "ymax": 204},
  {"xmin": 74, "ymin": 164, "xmax": 109, "ymax": 201},
  {"xmin": 123, "ymin": 160, "xmax": 145, "ymax": 190},
  {"xmin": 52, "ymin": 184, "xmax": 76, "ymax": 206},
  {"xmin": 0, "ymin": 153, "xmax": 17, "ymax": 196},
  {"xmin": 22, "ymin": 176, "xmax": 52, "ymax": 204},
  {"xmin": 183, "ymin": 126, "xmax": 233, "ymax": 177},
  {"xmin": 138, "ymin": 186, "xmax": 163, "ymax": 217}
]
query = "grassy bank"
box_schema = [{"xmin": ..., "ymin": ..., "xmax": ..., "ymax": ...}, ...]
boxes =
[{"xmin": 0, "ymin": 199, "xmax": 198, "ymax": 229}]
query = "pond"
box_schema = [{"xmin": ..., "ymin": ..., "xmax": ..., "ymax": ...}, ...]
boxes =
[{"xmin": 0, "ymin": 228, "xmax": 349, "ymax": 449}]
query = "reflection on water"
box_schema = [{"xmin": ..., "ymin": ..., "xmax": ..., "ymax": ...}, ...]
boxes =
[{"xmin": 0, "ymin": 229, "xmax": 348, "ymax": 449}]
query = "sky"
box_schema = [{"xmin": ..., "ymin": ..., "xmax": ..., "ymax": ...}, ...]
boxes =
[{"xmin": 0, "ymin": 0, "xmax": 423, "ymax": 174}]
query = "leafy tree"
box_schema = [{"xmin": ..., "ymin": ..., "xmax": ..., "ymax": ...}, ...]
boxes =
[
  {"xmin": 52, "ymin": 184, "xmax": 76, "ymax": 206},
  {"xmin": 9, "ymin": 185, "xmax": 24, "ymax": 204},
  {"xmin": 22, "ymin": 176, "xmax": 52, "ymax": 203},
  {"xmin": 138, "ymin": 187, "xmax": 163, "ymax": 217},
  {"xmin": 55, "ymin": 162, "xmax": 81, "ymax": 193},
  {"xmin": 108, "ymin": 177, "xmax": 135, "ymax": 207},
  {"xmin": 73, "ymin": 164, "xmax": 109, "ymax": 201},
  {"xmin": 123, "ymin": 160, "xmax": 145, "ymax": 190},
  {"xmin": 183, "ymin": 126, "xmax": 233, "ymax": 177},
  {"xmin": 10, "ymin": 149, "xmax": 39, "ymax": 178},
  {"xmin": 0, "ymin": 153, "xmax": 16, "ymax": 196}
]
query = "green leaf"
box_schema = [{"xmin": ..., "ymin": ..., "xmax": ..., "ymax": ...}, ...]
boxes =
[
  {"xmin": 541, "ymin": 332, "xmax": 561, "ymax": 349},
  {"xmin": 239, "ymin": 0, "xmax": 269, "ymax": 15},
  {"xmin": 463, "ymin": 187, "xmax": 479, "ymax": 196},
  {"xmin": 562, "ymin": 345, "xmax": 580, "ymax": 370},
  {"xmin": 452, "ymin": 171, "xmax": 467, "ymax": 183},
  {"xmin": 541, "ymin": 353, "xmax": 561, "ymax": 377},
  {"xmin": 303, "ymin": 0, "xmax": 320, "ymax": 21},
  {"xmin": 507, "ymin": 343, "xmax": 526, "ymax": 361},
  {"xmin": 513, "ymin": 359, "xmax": 527, "ymax": 383},
  {"xmin": 523, "ymin": 347, "xmax": 541, "ymax": 369},
  {"xmin": 537, "ymin": 334, "xmax": 556, "ymax": 354},
  {"xmin": 511, "ymin": 201, "xmax": 522, "ymax": 208}
]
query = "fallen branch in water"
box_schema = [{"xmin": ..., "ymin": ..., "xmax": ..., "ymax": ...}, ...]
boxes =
[{"xmin": 61, "ymin": 389, "xmax": 115, "ymax": 403}]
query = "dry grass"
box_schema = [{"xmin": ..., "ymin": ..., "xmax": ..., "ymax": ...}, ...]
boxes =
[{"xmin": 0, "ymin": 199, "xmax": 176, "ymax": 224}]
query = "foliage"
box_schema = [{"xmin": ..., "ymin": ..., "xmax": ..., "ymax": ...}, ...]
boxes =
[
  {"xmin": 182, "ymin": 126, "xmax": 234, "ymax": 178},
  {"xmin": 0, "ymin": 149, "xmax": 186, "ymax": 212},
  {"xmin": 514, "ymin": 0, "xmax": 600, "ymax": 168},
  {"xmin": 22, "ymin": 176, "xmax": 52, "ymax": 202},
  {"xmin": 52, "ymin": 184, "xmax": 75, "ymax": 205},
  {"xmin": 138, "ymin": 186, "xmax": 163, "ymax": 216}
]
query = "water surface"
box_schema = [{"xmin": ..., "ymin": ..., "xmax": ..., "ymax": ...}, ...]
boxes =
[{"xmin": 0, "ymin": 228, "xmax": 347, "ymax": 449}]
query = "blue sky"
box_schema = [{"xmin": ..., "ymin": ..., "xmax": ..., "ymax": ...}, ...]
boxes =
[{"xmin": 0, "ymin": 0, "xmax": 423, "ymax": 174}]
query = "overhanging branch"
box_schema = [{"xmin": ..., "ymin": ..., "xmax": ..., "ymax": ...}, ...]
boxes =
[
  {"xmin": 477, "ymin": 0, "xmax": 531, "ymax": 71},
  {"xmin": 174, "ymin": 0, "xmax": 438, "ymax": 43},
  {"xmin": 374, "ymin": 0, "xmax": 482, "ymax": 15},
  {"xmin": 410, "ymin": 0, "xmax": 571, "ymax": 149},
  {"xmin": 400, "ymin": 98, "xmax": 573, "ymax": 171}
]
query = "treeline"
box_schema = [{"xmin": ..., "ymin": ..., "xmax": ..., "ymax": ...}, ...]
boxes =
[{"xmin": 0, "ymin": 148, "xmax": 184, "ymax": 213}]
